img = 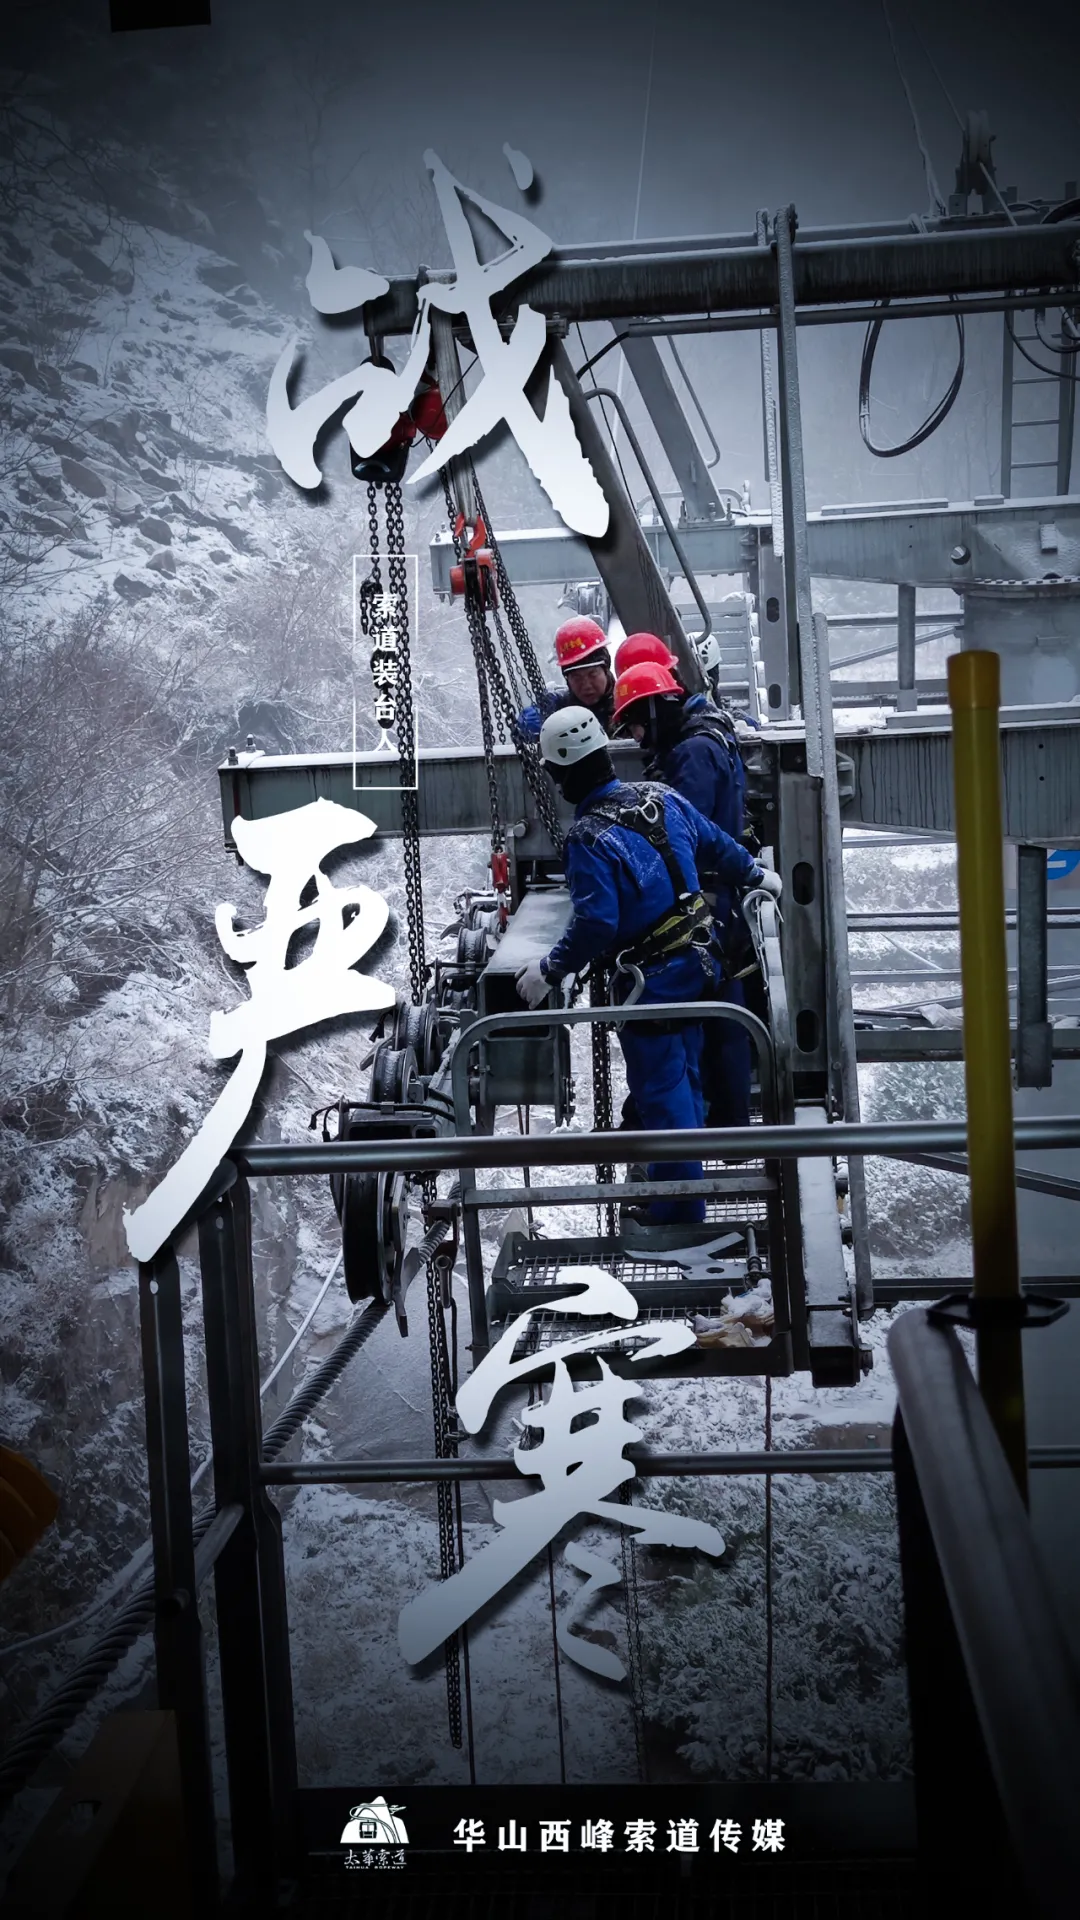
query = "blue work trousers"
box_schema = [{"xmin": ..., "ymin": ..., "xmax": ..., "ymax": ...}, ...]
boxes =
[
  {"xmin": 701, "ymin": 974, "xmax": 752, "ymax": 1129},
  {"xmin": 616, "ymin": 954, "xmax": 707, "ymax": 1223}
]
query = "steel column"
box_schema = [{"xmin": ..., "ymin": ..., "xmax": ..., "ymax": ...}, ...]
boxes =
[
  {"xmin": 138, "ymin": 1250, "xmax": 217, "ymax": 1911},
  {"xmin": 548, "ymin": 336, "xmax": 696, "ymax": 676},
  {"xmin": 1015, "ymin": 844, "xmax": 1052, "ymax": 1088},
  {"xmin": 896, "ymin": 583, "xmax": 917, "ymax": 713},
  {"xmin": 773, "ymin": 209, "xmax": 817, "ymax": 733},
  {"xmin": 812, "ymin": 613, "xmax": 874, "ymax": 1316},
  {"xmin": 199, "ymin": 1180, "xmax": 297, "ymax": 1901}
]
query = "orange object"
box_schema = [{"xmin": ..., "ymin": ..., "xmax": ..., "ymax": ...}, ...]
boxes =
[
  {"xmin": 554, "ymin": 616, "xmax": 609, "ymax": 672},
  {"xmin": 614, "ymin": 631, "xmax": 678, "ymax": 674},
  {"xmin": 612, "ymin": 658, "xmax": 682, "ymax": 722},
  {"xmin": 0, "ymin": 1446, "xmax": 59, "ymax": 1584}
]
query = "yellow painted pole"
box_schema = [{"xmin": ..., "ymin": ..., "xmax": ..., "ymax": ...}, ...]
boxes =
[{"xmin": 947, "ymin": 650, "xmax": 1027, "ymax": 1500}]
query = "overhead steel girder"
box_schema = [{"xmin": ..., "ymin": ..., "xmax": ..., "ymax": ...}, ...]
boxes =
[
  {"xmin": 218, "ymin": 720, "xmax": 1080, "ymax": 850},
  {"xmin": 839, "ymin": 715, "xmax": 1080, "ymax": 842},
  {"xmin": 364, "ymin": 221, "xmax": 1080, "ymax": 335},
  {"xmin": 430, "ymin": 496, "xmax": 1080, "ymax": 594}
]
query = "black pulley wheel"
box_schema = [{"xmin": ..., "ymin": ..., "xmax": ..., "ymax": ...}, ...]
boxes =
[
  {"xmin": 368, "ymin": 1042, "xmax": 420, "ymax": 1104},
  {"xmin": 340, "ymin": 1168, "xmax": 410, "ymax": 1305},
  {"xmin": 392, "ymin": 998, "xmax": 441, "ymax": 1074}
]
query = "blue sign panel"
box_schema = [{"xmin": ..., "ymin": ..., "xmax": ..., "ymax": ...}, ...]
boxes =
[{"xmin": 1046, "ymin": 850, "xmax": 1080, "ymax": 881}]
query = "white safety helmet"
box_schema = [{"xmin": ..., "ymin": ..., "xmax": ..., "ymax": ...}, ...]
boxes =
[
  {"xmin": 539, "ymin": 705, "xmax": 608, "ymax": 767},
  {"xmin": 697, "ymin": 633, "xmax": 722, "ymax": 676}
]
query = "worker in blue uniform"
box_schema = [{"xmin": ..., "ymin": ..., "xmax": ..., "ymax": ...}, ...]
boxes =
[
  {"xmin": 611, "ymin": 654, "xmax": 755, "ymax": 1127},
  {"xmin": 516, "ymin": 615, "xmax": 615, "ymax": 741},
  {"xmin": 514, "ymin": 707, "xmax": 780, "ymax": 1226}
]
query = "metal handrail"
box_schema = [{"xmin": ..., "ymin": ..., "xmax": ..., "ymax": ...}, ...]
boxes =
[
  {"xmin": 449, "ymin": 1000, "xmax": 777, "ymax": 1139},
  {"xmin": 230, "ymin": 1111, "xmax": 1080, "ymax": 1179},
  {"xmin": 889, "ymin": 1310, "xmax": 1080, "ymax": 1916}
]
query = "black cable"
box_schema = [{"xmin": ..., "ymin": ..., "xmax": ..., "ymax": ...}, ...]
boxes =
[
  {"xmin": 574, "ymin": 329, "xmax": 630, "ymax": 382},
  {"xmin": 1006, "ymin": 311, "xmax": 1080, "ymax": 385},
  {"xmin": 859, "ymin": 298, "xmax": 965, "ymax": 457},
  {"xmin": 1034, "ymin": 308, "xmax": 1080, "ymax": 358}
]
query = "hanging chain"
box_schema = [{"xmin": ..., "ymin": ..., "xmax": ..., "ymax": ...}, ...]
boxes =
[
  {"xmin": 440, "ymin": 478, "xmax": 564, "ymax": 858},
  {"xmin": 467, "ymin": 598, "xmax": 506, "ymax": 853},
  {"xmin": 384, "ymin": 481, "xmax": 426, "ymax": 1004},
  {"xmin": 618, "ymin": 1486, "xmax": 649, "ymax": 1783},
  {"xmin": 469, "ymin": 464, "xmax": 547, "ymax": 700},
  {"xmin": 491, "ymin": 599, "xmax": 527, "ymax": 715},
  {"xmin": 589, "ymin": 966, "xmax": 617, "ymax": 1237},
  {"xmin": 424, "ymin": 1175, "xmax": 463, "ymax": 1749}
]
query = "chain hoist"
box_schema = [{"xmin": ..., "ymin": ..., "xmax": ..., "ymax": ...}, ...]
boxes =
[{"xmin": 440, "ymin": 477, "xmax": 565, "ymax": 858}]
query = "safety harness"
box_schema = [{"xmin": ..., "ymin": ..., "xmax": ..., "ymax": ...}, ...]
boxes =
[{"xmin": 575, "ymin": 781, "xmax": 715, "ymax": 974}]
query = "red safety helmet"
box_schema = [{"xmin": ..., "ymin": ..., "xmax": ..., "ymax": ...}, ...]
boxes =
[
  {"xmin": 614, "ymin": 631, "xmax": 679, "ymax": 675},
  {"xmin": 612, "ymin": 659, "xmax": 682, "ymax": 724},
  {"xmin": 555, "ymin": 616, "xmax": 609, "ymax": 675}
]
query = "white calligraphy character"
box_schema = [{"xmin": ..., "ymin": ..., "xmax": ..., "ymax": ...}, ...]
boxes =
[
  {"xmin": 398, "ymin": 1267, "xmax": 723, "ymax": 1678},
  {"xmin": 124, "ymin": 799, "xmax": 393, "ymax": 1263}
]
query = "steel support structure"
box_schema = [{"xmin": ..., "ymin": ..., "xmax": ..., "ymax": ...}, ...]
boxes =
[
  {"xmin": 1015, "ymin": 843, "xmax": 1052, "ymax": 1088},
  {"xmin": 619, "ymin": 332, "xmax": 726, "ymax": 522},
  {"xmin": 138, "ymin": 1248, "xmax": 218, "ymax": 1911},
  {"xmin": 811, "ymin": 612, "xmax": 873, "ymax": 1315},
  {"xmin": 896, "ymin": 583, "xmax": 917, "ymax": 714},
  {"xmin": 548, "ymin": 336, "xmax": 697, "ymax": 681},
  {"xmin": 430, "ymin": 311, "xmax": 476, "ymax": 526},
  {"xmin": 363, "ymin": 222, "xmax": 1080, "ymax": 336},
  {"xmin": 889, "ymin": 1310, "xmax": 1080, "ymax": 1920},
  {"xmin": 199, "ymin": 1177, "xmax": 298, "ymax": 1904}
]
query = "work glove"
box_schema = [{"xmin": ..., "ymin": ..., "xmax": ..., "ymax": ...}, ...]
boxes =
[
  {"xmin": 515, "ymin": 959, "xmax": 550, "ymax": 1009},
  {"xmin": 752, "ymin": 867, "xmax": 782, "ymax": 901}
]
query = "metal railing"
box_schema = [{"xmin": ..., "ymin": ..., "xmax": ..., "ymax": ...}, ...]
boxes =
[{"xmin": 890, "ymin": 1308, "xmax": 1080, "ymax": 1917}]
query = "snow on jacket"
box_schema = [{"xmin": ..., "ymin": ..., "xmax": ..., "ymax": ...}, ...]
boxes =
[{"xmin": 542, "ymin": 777, "xmax": 758, "ymax": 985}]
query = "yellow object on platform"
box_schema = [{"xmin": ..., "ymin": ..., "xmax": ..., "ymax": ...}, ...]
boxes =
[{"xmin": 947, "ymin": 649, "xmax": 1027, "ymax": 1497}]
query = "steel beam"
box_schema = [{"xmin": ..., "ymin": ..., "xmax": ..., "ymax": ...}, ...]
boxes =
[
  {"xmin": 363, "ymin": 222, "xmax": 1080, "ymax": 335},
  {"xmin": 855, "ymin": 1027, "xmax": 1080, "ymax": 1063},
  {"xmin": 430, "ymin": 496, "xmax": 1080, "ymax": 594},
  {"xmin": 840, "ymin": 721, "xmax": 1080, "ymax": 841},
  {"xmin": 219, "ymin": 720, "xmax": 1080, "ymax": 850}
]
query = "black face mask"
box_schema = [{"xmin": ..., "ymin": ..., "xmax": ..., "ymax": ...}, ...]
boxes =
[
  {"xmin": 637, "ymin": 696, "xmax": 684, "ymax": 756},
  {"xmin": 547, "ymin": 746, "xmax": 614, "ymax": 806}
]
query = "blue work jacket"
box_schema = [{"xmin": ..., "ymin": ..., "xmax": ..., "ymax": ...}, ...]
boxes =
[
  {"xmin": 649, "ymin": 694, "xmax": 748, "ymax": 927},
  {"xmin": 543, "ymin": 778, "xmax": 758, "ymax": 985},
  {"xmin": 517, "ymin": 685, "xmax": 614, "ymax": 742},
  {"xmin": 652, "ymin": 695, "xmax": 746, "ymax": 843}
]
